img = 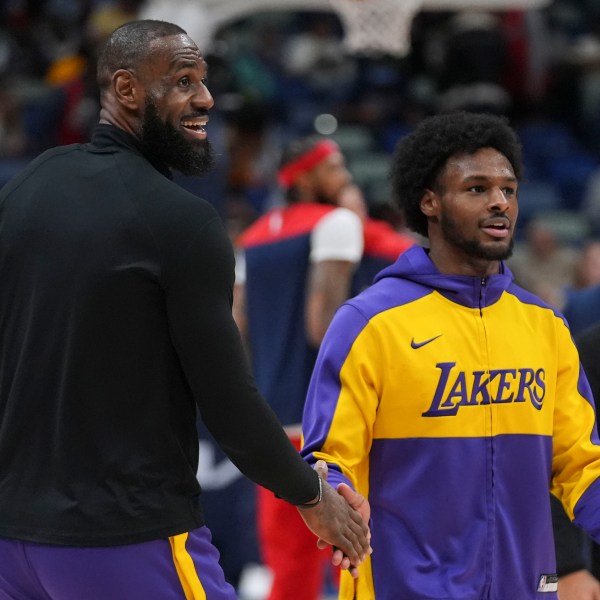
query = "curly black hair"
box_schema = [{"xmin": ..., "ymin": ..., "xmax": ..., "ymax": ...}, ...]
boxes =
[{"xmin": 390, "ymin": 111, "xmax": 523, "ymax": 238}]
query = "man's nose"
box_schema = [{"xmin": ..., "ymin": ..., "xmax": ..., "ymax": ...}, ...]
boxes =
[
  {"xmin": 192, "ymin": 84, "xmax": 214, "ymax": 110},
  {"xmin": 489, "ymin": 187, "xmax": 510, "ymax": 210}
]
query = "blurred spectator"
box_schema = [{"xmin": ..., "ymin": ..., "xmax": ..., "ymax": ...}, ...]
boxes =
[
  {"xmin": 337, "ymin": 183, "xmax": 416, "ymax": 295},
  {"xmin": 338, "ymin": 58, "xmax": 413, "ymax": 145},
  {"xmin": 0, "ymin": 84, "xmax": 26, "ymax": 158},
  {"xmin": 223, "ymin": 100, "xmax": 282, "ymax": 215},
  {"xmin": 501, "ymin": 9, "xmax": 552, "ymax": 113},
  {"xmin": 572, "ymin": 239, "xmax": 600, "ymax": 290},
  {"xmin": 87, "ymin": 0, "xmax": 146, "ymax": 47},
  {"xmin": 139, "ymin": 0, "xmax": 213, "ymax": 52},
  {"xmin": 543, "ymin": 0, "xmax": 600, "ymax": 154},
  {"xmin": 582, "ymin": 166, "xmax": 600, "ymax": 235},
  {"xmin": 282, "ymin": 13, "xmax": 357, "ymax": 112},
  {"xmin": 563, "ymin": 283, "xmax": 600, "ymax": 336},
  {"xmin": 557, "ymin": 238, "xmax": 600, "ymax": 337},
  {"xmin": 45, "ymin": 52, "xmax": 96, "ymax": 145},
  {"xmin": 508, "ymin": 216, "xmax": 579, "ymax": 308},
  {"xmin": 434, "ymin": 11, "xmax": 512, "ymax": 114},
  {"xmin": 224, "ymin": 18, "xmax": 288, "ymax": 114}
]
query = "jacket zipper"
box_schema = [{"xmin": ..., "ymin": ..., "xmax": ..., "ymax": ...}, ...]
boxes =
[{"xmin": 479, "ymin": 275, "xmax": 494, "ymax": 599}]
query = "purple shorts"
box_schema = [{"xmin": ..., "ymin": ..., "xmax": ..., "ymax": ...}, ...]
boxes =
[{"xmin": 0, "ymin": 527, "xmax": 237, "ymax": 599}]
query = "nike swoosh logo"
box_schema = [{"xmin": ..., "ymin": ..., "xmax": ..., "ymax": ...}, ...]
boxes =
[{"xmin": 411, "ymin": 335, "xmax": 442, "ymax": 349}]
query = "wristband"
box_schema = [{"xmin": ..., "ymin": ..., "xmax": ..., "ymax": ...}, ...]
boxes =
[{"xmin": 296, "ymin": 474, "xmax": 323, "ymax": 508}]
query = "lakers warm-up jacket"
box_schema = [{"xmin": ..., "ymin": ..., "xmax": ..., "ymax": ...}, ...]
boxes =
[{"xmin": 301, "ymin": 245, "xmax": 600, "ymax": 600}]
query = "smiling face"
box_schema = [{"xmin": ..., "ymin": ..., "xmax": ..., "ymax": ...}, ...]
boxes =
[
  {"xmin": 136, "ymin": 33, "xmax": 215, "ymax": 175},
  {"xmin": 421, "ymin": 147, "xmax": 519, "ymax": 276}
]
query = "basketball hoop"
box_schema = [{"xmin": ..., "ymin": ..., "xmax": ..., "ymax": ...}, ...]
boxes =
[{"xmin": 329, "ymin": 0, "xmax": 422, "ymax": 57}]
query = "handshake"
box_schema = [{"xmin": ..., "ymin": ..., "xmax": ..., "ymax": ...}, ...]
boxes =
[{"xmin": 296, "ymin": 460, "xmax": 372, "ymax": 578}]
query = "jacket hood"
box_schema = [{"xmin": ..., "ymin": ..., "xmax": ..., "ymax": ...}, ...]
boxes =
[{"xmin": 374, "ymin": 245, "xmax": 514, "ymax": 309}]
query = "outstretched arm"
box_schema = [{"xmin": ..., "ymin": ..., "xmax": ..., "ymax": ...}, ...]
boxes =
[{"xmin": 165, "ymin": 215, "xmax": 371, "ymax": 566}]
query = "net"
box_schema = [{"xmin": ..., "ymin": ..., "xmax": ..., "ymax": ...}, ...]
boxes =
[{"xmin": 329, "ymin": 0, "xmax": 423, "ymax": 57}]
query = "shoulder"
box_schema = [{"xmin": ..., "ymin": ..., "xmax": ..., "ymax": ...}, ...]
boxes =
[
  {"xmin": 108, "ymin": 152, "xmax": 220, "ymax": 230},
  {"xmin": 506, "ymin": 280, "xmax": 569, "ymax": 321},
  {"xmin": 103, "ymin": 155, "xmax": 226, "ymax": 260},
  {"xmin": 0, "ymin": 144, "xmax": 85, "ymax": 197},
  {"xmin": 239, "ymin": 203, "xmax": 340, "ymax": 248},
  {"xmin": 311, "ymin": 207, "xmax": 363, "ymax": 262},
  {"xmin": 349, "ymin": 277, "xmax": 429, "ymax": 319},
  {"xmin": 315, "ymin": 206, "xmax": 361, "ymax": 229}
]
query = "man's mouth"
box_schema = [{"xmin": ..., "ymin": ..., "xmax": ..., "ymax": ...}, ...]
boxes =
[
  {"xmin": 181, "ymin": 117, "xmax": 208, "ymax": 139},
  {"xmin": 481, "ymin": 218, "xmax": 510, "ymax": 239}
]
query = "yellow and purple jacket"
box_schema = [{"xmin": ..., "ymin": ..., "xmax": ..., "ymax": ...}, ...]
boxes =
[{"xmin": 301, "ymin": 244, "xmax": 600, "ymax": 599}]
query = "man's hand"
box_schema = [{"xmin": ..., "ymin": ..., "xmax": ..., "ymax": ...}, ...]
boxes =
[
  {"xmin": 328, "ymin": 481, "xmax": 372, "ymax": 576},
  {"xmin": 315, "ymin": 462, "xmax": 372, "ymax": 577},
  {"xmin": 296, "ymin": 460, "xmax": 371, "ymax": 577},
  {"xmin": 559, "ymin": 570, "xmax": 600, "ymax": 600}
]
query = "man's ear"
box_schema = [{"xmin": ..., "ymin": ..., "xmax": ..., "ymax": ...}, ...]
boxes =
[
  {"xmin": 112, "ymin": 69, "xmax": 141, "ymax": 110},
  {"xmin": 420, "ymin": 188, "xmax": 438, "ymax": 217}
]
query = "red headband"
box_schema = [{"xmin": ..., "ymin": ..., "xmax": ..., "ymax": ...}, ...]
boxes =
[{"xmin": 277, "ymin": 140, "xmax": 340, "ymax": 188}]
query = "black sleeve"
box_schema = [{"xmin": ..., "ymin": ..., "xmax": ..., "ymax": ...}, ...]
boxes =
[
  {"xmin": 552, "ymin": 493, "xmax": 591, "ymax": 575},
  {"xmin": 552, "ymin": 325, "xmax": 600, "ymax": 575},
  {"xmin": 163, "ymin": 215, "xmax": 319, "ymax": 505},
  {"xmin": 576, "ymin": 324, "xmax": 600, "ymax": 404}
]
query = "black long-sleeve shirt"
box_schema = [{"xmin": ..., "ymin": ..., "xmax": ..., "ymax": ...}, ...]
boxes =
[
  {"xmin": 553, "ymin": 322, "xmax": 600, "ymax": 576},
  {"xmin": 0, "ymin": 124, "xmax": 318, "ymax": 546}
]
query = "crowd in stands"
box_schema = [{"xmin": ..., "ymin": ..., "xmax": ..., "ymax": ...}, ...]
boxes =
[{"xmin": 2, "ymin": 2, "xmax": 600, "ymax": 226}]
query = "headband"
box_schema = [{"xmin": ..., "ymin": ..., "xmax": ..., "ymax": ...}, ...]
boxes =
[{"xmin": 277, "ymin": 140, "xmax": 340, "ymax": 188}]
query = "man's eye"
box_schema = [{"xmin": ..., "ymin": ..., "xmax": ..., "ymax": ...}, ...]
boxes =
[{"xmin": 179, "ymin": 77, "xmax": 190, "ymax": 87}]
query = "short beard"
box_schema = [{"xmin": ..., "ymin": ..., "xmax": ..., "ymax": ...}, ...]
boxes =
[
  {"xmin": 441, "ymin": 213, "xmax": 514, "ymax": 261},
  {"xmin": 139, "ymin": 98, "xmax": 215, "ymax": 176}
]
